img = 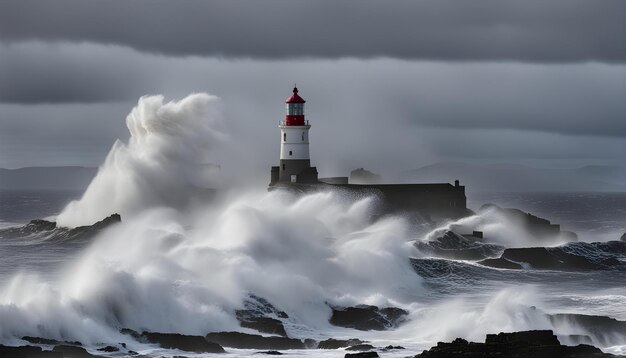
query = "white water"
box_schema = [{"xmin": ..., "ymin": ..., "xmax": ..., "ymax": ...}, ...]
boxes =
[{"xmin": 1, "ymin": 93, "xmax": 624, "ymax": 356}]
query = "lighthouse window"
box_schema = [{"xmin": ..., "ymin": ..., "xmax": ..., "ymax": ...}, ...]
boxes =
[
  {"xmin": 289, "ymin": 150, "xmax": 292, "ymax": 156},
  {"xmin": 301, "ymin": 132, "xmax": 304, "ymax": 141},
  {"xmin": 283, "ymin": 133, "xmax": 286, "ymax": 142},
  {"xmin": 282, "ymin": 164, "xmax": 285, "ymax": 170}
]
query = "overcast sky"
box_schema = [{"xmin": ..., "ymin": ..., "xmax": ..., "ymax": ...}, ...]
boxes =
[{"xmin": 1, "ymin": 0, "xmax": 625, "ymax": 177}]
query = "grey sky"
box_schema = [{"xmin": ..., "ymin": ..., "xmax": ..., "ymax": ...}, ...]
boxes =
[
  {"xmin": 0, "ymin": 0, "xmax": 625, "ymax": 176},
  {"xmin": 2, "ymin": 0, "xmax": 625, "ymax": 62}
]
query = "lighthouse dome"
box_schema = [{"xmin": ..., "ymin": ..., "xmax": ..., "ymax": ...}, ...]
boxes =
[{"xmin": 285, "ymin": 86, "xmax": 306, "ymax": 103}]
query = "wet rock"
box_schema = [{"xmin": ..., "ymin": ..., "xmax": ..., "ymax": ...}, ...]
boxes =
[
  {"xmin": 0, "ymin": 344, "xmax": 62, "ymax": 358},
  {"xmin": 235, "ymin": 294, "xmax": 289, "ymax": 336},
  {"xmin": 382, "ymin": 345, "xmax": 405, "ymax": 350},
  {"xmin": 479, "ymin": 204, "xmax": 567, "ymax": 242},
  {"xmin": 345, "ymin": 344, "xmax": 375, "ymax": 351},
  {"xmin": 240, "ymin": 317, "xmax": 287, "ymax": 337},
  {"xmin": 119, "ymin": 328, "xmax": 143, "ymax": 340},
  {"xmin": 21, "ymin": 337, "xmax": 82, "ymax": 347},
  {"xmin": 558, "ymin": 334, "xmax": 594, "ymax": 346},
  {"xmin": 52, "ymin": 345, "xmax": 95, "ymax": 357},
  {"xmin": 205, "ymin": 331, "xmax": 304, "ymax": 350},
  {"xmin": 142, "ymin": 332, "xmax": 225, "ymax": 353},
  {"xmin": 22, "ymin": 336, "xmax": 61, "ymax": 345},
  {"xmin": 255, "ymin": 351, "xmax": 283, "ymax": 355},
  {"xmin": 0, "ymin": 214, "xmax": 121, "ymax": 242},
  {"xmin": 416, "ymin": 230, "xmax": 504, "ymax": 260},
  {"xmin": 413, "ymin": 330, "xmax": 617, "ymax": 357},
  {"xmin": 96, "ymin": 345, "xmax": 119, "ymax": 352},
  {"xmin": 329, "ymin": 305, "xmax": 408, "ymax": 331},
  {"xmin": 549, "ymin": 313, "xmax": 626, "ymax": 346},
  {"xmin": 478, "ymin": 241, "xmax": 626, "ymax": 271},
  {"xmin": 345, "ymin": 352, "xmax": 379, "ymax": 358},
  {"xmin": 145, "ymin": 332, "xmax": 224, "ymax": 353},
  {"xmin": 317, "ymin": 338, "xmax": 365, "ymax": 349}
]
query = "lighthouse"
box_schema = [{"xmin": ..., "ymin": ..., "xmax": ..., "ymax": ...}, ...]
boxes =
[{"xmin": 270, "ymin": 86, "xmax": 318, "ymax": 185}]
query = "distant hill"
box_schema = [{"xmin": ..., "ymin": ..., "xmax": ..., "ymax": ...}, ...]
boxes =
[
  {"xmin": 0, "ymin": 167, "xmax": 97, "ymax": 190},
  {"xmin": 400, "ymin": 162, "xmax": 626, "ymax": 192}
]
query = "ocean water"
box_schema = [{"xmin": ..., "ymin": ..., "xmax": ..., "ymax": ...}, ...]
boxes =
[
  {"xmin": 1, "ymin": 188, "xmax": 625, "ymax": 357},
  {"xmin": 0, "ymin": 95, "xmax": 624, "ymax": 357}
]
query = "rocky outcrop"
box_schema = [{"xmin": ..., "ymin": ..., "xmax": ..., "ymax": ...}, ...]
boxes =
[
  {"xmin": 549, "ymin": 313, "xmax": 626, "ymax": 346},
  {"xmin": 621, "ymin": 233, "xmax": 626, "ymax": 242},
  {"xmin": 329, "ymin": 305, "xmax": 408, "ymax": 331},
  {"xmin": 21, "ymin": 336, "xmax": 82, "ymax": 346},
  {"xmin": 0, "ymin": 214, "xmax": 121, "ymax": 242},
  {"xmin": 0, "ymin": 344, "xmax": 63, "ymax": 358},
  {"xmin": 413, "ymin": 330, "xmax": 617, "ymax": 357},
  {"xmin": 317, "ymin": 338, "xmax": 365, "ymax": 349},
  {"xmin": 345, "ymin": 352, "xmax": 379, "ymax": 358},
  {"xmin": 51, "ymin": 345, "xmax": 95, "ymax": 357},
  {"xmin": 205, "ymin": 331, "xmax": 304, "ymax": 350},
  {"xmin": 346, "ymin": 344, "xmax": 375, "ymax": 351},
  {"xmin": 119, "ymin": 329, "xmax": 225, "ymax": 353},
  {"xmin": 235, "ymin": 294, "xmax": 289, "ymax": 337},
  {"xmin": 142, "ymin": 332, "xmax": 225, "ymax": 353},
  {"xmin": 480, "ymin": 204, "xmax": 568, "ymax": 241},
  {"xmin": 478, "ymin": 241, "xmax": 626, "ymax": 271},
  {"xmin": 416, "ymin": 231, "xmax": 504, "ymax": 260}
]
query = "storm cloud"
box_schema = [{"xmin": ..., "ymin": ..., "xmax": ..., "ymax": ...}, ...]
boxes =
[
  {"xmin": 1, "ymin": 0, "xmax": 625, "ymax": 63},
  {"xmin": 1, "ymin": 1, "xmax": 625, "ymax": 172}
]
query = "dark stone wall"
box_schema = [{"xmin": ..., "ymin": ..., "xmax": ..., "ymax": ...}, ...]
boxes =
[
  {"xmin": 279, "ymin": 159, "xmax": 310, "ymax": 182},
  {"xmin": 277, "ymin": 159, "xmax": 318, "ymax": 183},
  {"xmin": 335, "ymin": 183, "xmax": 468, "ymax": 219}
]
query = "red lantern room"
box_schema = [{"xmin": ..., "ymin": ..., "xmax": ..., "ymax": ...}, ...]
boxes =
[{"xmin": 285, "ymin": 86, "xmax": 306, "ymax": 126}]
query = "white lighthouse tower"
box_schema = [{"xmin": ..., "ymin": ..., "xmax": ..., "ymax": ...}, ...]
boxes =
[{"xmin": 270, "ymin": 86, "xmax": 318, "ymax": 185}]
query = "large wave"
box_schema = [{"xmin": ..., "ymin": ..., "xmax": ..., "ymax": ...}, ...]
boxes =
[
  {"xmin": 57, "ymin": 94, "xmax": 225, "ymax": 228},
  {"xmin": 2, "ymin": 93, "xmax": 624, "ymax": 355}
]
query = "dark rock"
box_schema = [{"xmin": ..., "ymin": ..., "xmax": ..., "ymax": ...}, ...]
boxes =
[
  {"xmin": 52, "ymin": 345, "xmax": 95, "ymax": 357},
  {"xmin": 240, "ymin": 317, "xmax": 288, "ymax": 337},
  {"xmin": 479, "ymin": 204, "xmax": 567, "ymax": 242},
  {"xmin": 205, "ymin": 331, "xmax": 304, "ymax": 350},
  {"xmin": 416, "ymin": 230, "xmax": 504, "ymax": 260},
  {"xmin": 317, "ymin": 338, "xmax": 365, "ymax": 349},
  {"xmin": 236, "ymin": 294, "xmax": 289, "ymax": 320},
  {"xmin": 255, "ymin": 351, "xmax": 283, "ymax": 355},
  {"xmin": 549, "ymin": 313, "xmax": 626, "ymax": 346},
  {"xmin": 345, "ymin": 352, "xmax": 379, "ymax": 358},
  {"xmin": 303, "ymin": 338, "xmax": 318, "ymax": 349},
  {"xmin": 558, "ymin": 334, "xmax": 594, "ymax": 346},
  {"xmin": 96, "ymin": 345, "xmax": 119, "ymax": 352},
  {"xmin": 329, "ymin": 305, "xmax": 408, "ymax": 331},
  {"xmin": 235, "ymin": 294, "xmax": 289, "ymax": 336},
  {"xmin": 621, "ymin": 233, "xmax": 626, "ymax": 242},
  {"xmin": 0, "ymin": 344, "xmax": 62, "ymax": 358},
  {"xmin": 413, "ymin": 330, "xmax": 618, "ymax": 357},
  {"xmin": 22, "ymin": 336, "xmax": 61, "ymax": 345},
  {"xmin": 0, "ymin": 214, "xmax": 121, "ymax": 243},
  {"xmin": 141, "ymin": 332, "xmax": 225, "ymax": 353},
  {"xmin": 21, "ymin": 337, "xmax": 82, "ymax": 347},
  {"xmin": 346, "ymin": 344, "xmax": 375, "ymax": 351},
  {"xmin": 382, "ymin": 345, "xmax": 405, "ymax": 350},
  {"xmin": 478, "ymin": 241, "xmax": 626, "ymax": 271},
  {"xmin": 119, "ymin": 328, "xmax": 143, "ymax": 340}
]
